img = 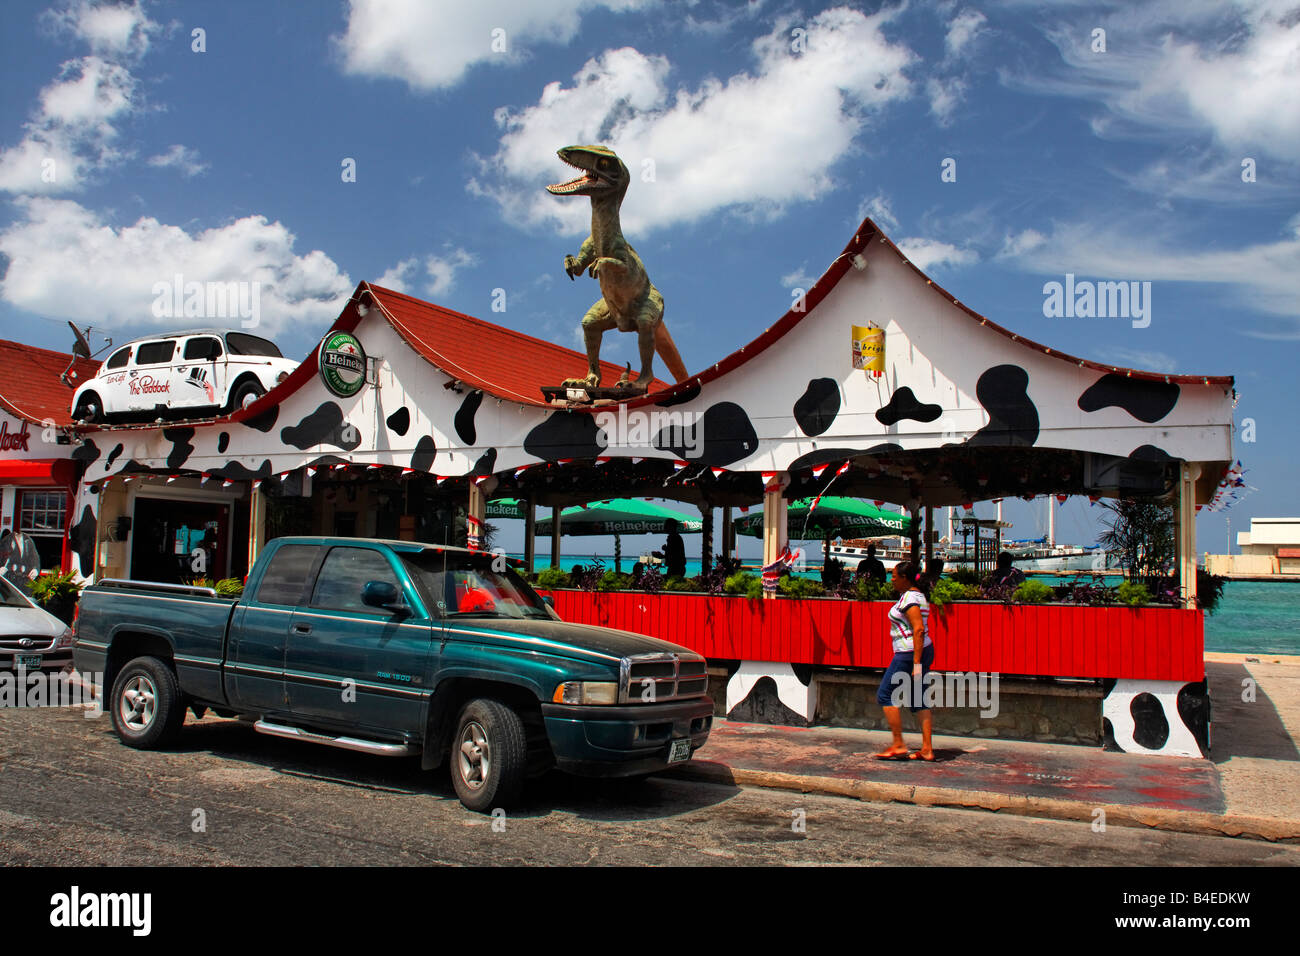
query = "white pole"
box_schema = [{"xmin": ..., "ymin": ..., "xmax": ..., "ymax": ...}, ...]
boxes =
[{"xmin": 1048, "ymin": 497, "xmax": 1056, "ymax": 548}]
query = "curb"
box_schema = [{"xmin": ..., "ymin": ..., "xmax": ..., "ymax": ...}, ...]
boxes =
[{"xmin": 670, "ymin": 763, "xmax": 1300, "ymax": 844}]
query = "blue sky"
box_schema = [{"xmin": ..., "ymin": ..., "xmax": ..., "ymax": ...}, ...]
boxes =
[{"xmin": 0, "ymin": 0, "xmax": 1294, "ymax": 560}]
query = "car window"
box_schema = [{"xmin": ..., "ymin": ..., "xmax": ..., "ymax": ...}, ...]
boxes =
[
  {"xmin": 105, "ymin": 347, "xmax": 131, "ymax": 370},
  {"xmin": 134, "ymin": 340, "xmax": 176, "ymax": 365},
  {"xmin": 254, "ymin": 544, "xmax": 319, "ymax": 606},
  {"xmin": 183, "ymin": 337, "xmax": 222, "ymax": 361},
  {"xmin": 310, "ymin": 547, "xmax": 402, "ymax": 614},
  {"xmin": 0, "ymin": 575, "xmax": 33, "ymax": 608},
  {"xmin": 225, "ymin": 333, "xmax": 282, "ymax": 357}
]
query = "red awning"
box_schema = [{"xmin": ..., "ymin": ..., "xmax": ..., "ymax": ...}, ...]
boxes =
[
  {"xmin": 1278, "ymin": 548, "xmax": 1300, "ymax": 559},
  {"xmin": 0, "ymin": 458, "xmax": 76, "ymax": 487}
]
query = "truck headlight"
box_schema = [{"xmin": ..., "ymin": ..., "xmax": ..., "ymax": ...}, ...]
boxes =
[{"xmin": 552, "ymin": 681, "xmax": 618, "ymax": 705}]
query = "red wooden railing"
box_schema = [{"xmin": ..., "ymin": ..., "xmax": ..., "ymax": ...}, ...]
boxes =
[{"xmin": 543, "ymin": 591, "xmax": 1205, "ymax": 682}]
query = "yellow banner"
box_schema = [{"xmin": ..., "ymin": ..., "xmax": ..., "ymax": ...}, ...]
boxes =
[{"xmin": 852, "ymin": 325, "xmax": 884, "ymax": 373}]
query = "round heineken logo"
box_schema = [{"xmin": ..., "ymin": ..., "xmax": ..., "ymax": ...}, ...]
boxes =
[{"xmin": 319, "ymin": 331, "xmax": 366, "ymax": 397}]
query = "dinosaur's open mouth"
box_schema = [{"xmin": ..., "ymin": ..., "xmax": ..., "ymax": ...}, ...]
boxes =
[{"xmin": 546, "ymin": 153, "xmax": 609, "ymax": 195}]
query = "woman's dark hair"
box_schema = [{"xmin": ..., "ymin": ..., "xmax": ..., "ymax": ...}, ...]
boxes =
[{"xmin": 894, "ymin": 560, "xmax": 930, "ymax": 598}]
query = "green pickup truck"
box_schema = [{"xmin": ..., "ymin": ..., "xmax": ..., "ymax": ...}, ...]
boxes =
[{"xmin": 72, "ymin": 537, "xmax": 713, "ymax": 811}]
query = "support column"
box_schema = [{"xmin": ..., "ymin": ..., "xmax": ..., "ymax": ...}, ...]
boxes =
[
  {"xmin": 924, "ymin": 505, "xmax": 934, "ymax": 568},
  {"xmin": 466, "ymin": 481, "xmax": 485, "ymax": 550},
  {"xmin": 248, "ymin": 485, "xmax": 267, "ymax": 570},
  {"xmin": 700, "ymin": 505, "xmax": 713, "ymax": 575},
  {"xmin": 1179, "ymin": 463, "xmax": 1200, "ymax": 609},
  {"xmin": 762, "ymin": 476, "xmax": 788, "ymax": 599},
  {"xmin": 721, "ymin": 506, "xmax": 733, "ymax": 559},
  {"xmin": 550, "ymin": 505, "xmax": 562, "ymax": 569},
  {"xmin": 523, "ymin": 497, "xmax": 536, "ymax": 573}
]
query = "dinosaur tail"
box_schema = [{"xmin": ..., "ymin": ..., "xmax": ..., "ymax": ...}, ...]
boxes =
[{"xmin": 654, "ymin": 322, "xmax": 689, "ymax": 383}]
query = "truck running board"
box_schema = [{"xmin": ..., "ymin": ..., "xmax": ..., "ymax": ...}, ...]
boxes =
[{"xmin": 254, "ymin": 719, "xmax": 420, "ymax": 757}]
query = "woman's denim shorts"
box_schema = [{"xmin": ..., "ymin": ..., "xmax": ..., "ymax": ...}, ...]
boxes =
[{"xmin": 877, "ymin": 643, "xmax": 936, "ymax": 712}]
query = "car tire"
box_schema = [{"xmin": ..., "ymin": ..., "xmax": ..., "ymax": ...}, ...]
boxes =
[
  {"xmin": 109, "ymin": 656, "xmax": 186, "ymax": 749},
  {"xmin": 449, "ymin": 698, "xmax": 527, "ymax": 813},
  {"xmin": 229, "ymin": 379, "xmax": 265, "ymax": 412},
  {"xmin": 73, "ymin": 392, "xmax": 102, "ymax": 424}
]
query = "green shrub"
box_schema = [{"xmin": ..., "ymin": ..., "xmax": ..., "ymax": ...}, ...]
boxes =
[
  {"xmin": 928, "ymin": 578, "xmax": 967, "ymax": 609},
  {"xmin": 854, "ymin": 576, "xmax": 894, "ymax": 601},
  {"xmin": 949, "ymin": 567, "xmax": 982, "ymax": 587},
  {"xmin": 1013, "ymin": 579, "xmax": 1055, "ymax": 604},
  {"xmin": 778, "ymin": 575, "xmax": 825, "ymax": 599},
  {"xmin": 29, "ymin": 569, "xmax": 81, "ymax": 606},
  {"xmin": 1117, "ymin": 580, "xmax": 1151, "ymax": 606},
  {"xmin": 535, "ymin": 566, "xmax": 571, "ymax": 589},
  {"xmin": 215, "ymin": 577, "xmax": 244, "ymax": 598},
  {"xmin": 663, "ymin": 576, "xmax": 700, "ymax": 592},
  {"xmin": 597, "ymin": 571, "xmax": 635, "ymax": 591}
]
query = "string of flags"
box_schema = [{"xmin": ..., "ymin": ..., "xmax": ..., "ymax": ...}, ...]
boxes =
[{"xmin": 1205, "ymin": 460, "xmax": 1251, "ymax": 513}]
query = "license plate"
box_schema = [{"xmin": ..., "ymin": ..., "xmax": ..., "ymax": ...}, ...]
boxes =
[
  {"xmin": 17, "ymin": 655, "xmax": 43, "ymax": 669},
  {"xmin": 667, "ymin": 738, "xmax": 691, "ymax": 763}
]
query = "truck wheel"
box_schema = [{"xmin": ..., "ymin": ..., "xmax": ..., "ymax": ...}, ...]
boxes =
[
  {"xmin": 450, "ymin": 698, "xmax": 527, "ymax": 813},
  {"xmin": 110, "ymin": 656, "xmax": 186, "ymax": 749}
]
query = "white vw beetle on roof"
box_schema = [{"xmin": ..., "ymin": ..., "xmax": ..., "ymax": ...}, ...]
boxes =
[{"xmin": 71, "ymin": 329, "xmax": 298, "ymax": 424}]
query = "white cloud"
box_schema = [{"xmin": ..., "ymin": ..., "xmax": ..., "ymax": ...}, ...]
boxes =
[
  {"xmin": 376, "ymin": 249, "xmax": 474, "ymax": 297},
  {"xmin": 996, "ymin": 217, "xmax": 1300, "ymax": 324},
  {"xmin": 896, "ymin": 237, "xmax": 977, "ymax": 271},
  {"xmin": 0, "ymin": 198, "xmax": 352, "ymax": 338},
  {"xmin": 944, "ymin": 8, "xmax": 987, "ymax": 57},
  {"xmin": 1095, "ymin": 347, "xmax": 1179, "ymax": 374},
  {"xmin": 334, "ymin": 0, "xmax": 651, "ymax": 91},
  {"xmin": 857, "ymin": 192, "xmax": 899, "ymax": 232},
  {"xmin": 45, "ymin": 0, "xmax": 158, "ymax": 59},
  {"xmin": 779, "ymin": 264, "xmax": 815, "ymax": 289},
  {"xmin": 926, "ymin": 75, "xmax": 967, "ymax": 124},
  {"xmin": 147, "ymin": 144, "xmax": 208, "ymax": 178},
  {"xmin": 0, "ymin": 56, "xmax": 138, "ymax": 193},
  {"xmin": 475, "ymin": 6, "xmax": 915, "ymax": 234}
]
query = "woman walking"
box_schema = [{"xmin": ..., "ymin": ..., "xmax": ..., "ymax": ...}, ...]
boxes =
[{"xmin": 872, "ymin": 561, "xmax": 936, "ymax": 761}]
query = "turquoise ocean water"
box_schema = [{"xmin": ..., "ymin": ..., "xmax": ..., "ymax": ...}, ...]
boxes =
[{"xmin": 516, "ymin": 554, "xmax": 1300, "ymax": 656}]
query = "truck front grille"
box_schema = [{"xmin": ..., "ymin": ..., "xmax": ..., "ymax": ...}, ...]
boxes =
[{"xmin": 619, "ymin": 653, "xmax": 708, "ymax": 704}]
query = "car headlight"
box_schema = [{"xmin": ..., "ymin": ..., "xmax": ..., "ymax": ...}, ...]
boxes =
[
  {"xmin": 54, "ymin": 626, "xmax": 74, "ymax": 649},
  {"xmin": 552, "ymin": 681, "xmax": 618, "ymax": 705}
]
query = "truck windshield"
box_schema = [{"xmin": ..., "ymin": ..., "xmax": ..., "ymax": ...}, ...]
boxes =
[{"xmin": 400, "ymin": 552, "xmax": 552, "ymax": 620}]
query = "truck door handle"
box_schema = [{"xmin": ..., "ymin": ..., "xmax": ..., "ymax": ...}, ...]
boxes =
[{"xmin": 292, "ymin": 623, "xmax": 312, "ymax": 634}]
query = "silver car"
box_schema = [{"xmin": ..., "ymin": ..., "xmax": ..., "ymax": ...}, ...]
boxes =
[{"xmin": 0, "ymin": 575, "xmax": 73, "ymax": 671}]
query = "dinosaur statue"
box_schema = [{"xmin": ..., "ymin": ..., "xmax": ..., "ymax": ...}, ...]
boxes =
[{"xmin": 546, "ymin": 145, "xmax": 688, "ymax": 393}]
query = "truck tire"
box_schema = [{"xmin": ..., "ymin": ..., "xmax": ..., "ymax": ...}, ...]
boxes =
[
  {"xmin": 109, "ymin": 656, "xmax": 186, "ymax": 749},
  {"xmin": 450, "ymin": 698, "xmax": 527, "ymax": 813}
]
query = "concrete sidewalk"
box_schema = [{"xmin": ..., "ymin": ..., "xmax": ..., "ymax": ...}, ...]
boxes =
[{"xmin": 669, "ymin": 653, "xmax": 1300, "ymax": 843}]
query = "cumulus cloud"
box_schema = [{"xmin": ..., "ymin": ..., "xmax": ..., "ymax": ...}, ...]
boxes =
[
  {"xmin": 896, "ymin": 237, "xmax": 977, "ymax": 271},
  {"xmin": 944, "ymin": 8, "xmax": 987, "ymax": 57},
  {"xmin": 376, "ymin": 249, "xmax": 474, "ymax": 297},
  {"xmin": 857, "ymin": 192, "xmax": 899, "ymax": 233},
  {"xmin": 147, "ymin": 144, "xmax": 208, "ymax": 178},
  {"xmin": 0, "ymin": 198, "xmax": 353, "ymax": 339},
  {"xmin": 474, "ymin": 6, "xmax": 914, "ymax": 235},
  {"xmin": 334, "ymin": 0, "xmax": 651, "ymax": 91},
  {"xmin": 44, "ymin": 0, "xmax": 158, "ymax": 59}
]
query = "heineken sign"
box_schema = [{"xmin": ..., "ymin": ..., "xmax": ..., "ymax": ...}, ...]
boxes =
[{"xmin": 319, "ymin": 331, "xmax": 367, "ymax": 397}]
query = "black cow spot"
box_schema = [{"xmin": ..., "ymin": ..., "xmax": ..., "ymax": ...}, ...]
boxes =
[
  {"xmin": 967, "ymin": 365, "xmax": 1039, "ymax": 447},
  {"xmin": 472, "ymin": 448, "xmax": 497, "ymax": 477},
  {"xmin": 1176, "ymin": 680, "xmax": 1210, "ymax": 755},
  {"xmin": 105, "ymin": 443, "xmax": 124, "ymax": 470},
  {"xmin": 386, "ymin": 407, "xmax": 411, "ymax": 437},
  {"xmin": 727, "ymin": 676, "xmax": 810, "ymax": 728},
  {"xmin": 217, "ymin": 432, "xmax": 230, "ymax": 453},
  {"xmin": 455, "ymin": 391, "xmax": 483, "ymax": 445},
  {"xmin": 71, "ymin": 440, "xmax": 101, "ymax": 469},
  {"xmin": 411, "ymin": 436, "xmax": 437, "ymax": 472},
  {"xmin": 162, "ymin": 428, "xmax": 195, "ymax": 472},
  {"xmin": 306, "ymin": 454, "xmax": 350, "ymax": 469},
  {"xmin": 863, "ymin": 443, "xmax": 904, "ymax": 456},
  {"xmin": 653, "ymin": 402, "xmax": 758, "ymax": 467},
  {"xmin": 281, "ymin": 402, "xmax": 361, "ymax": 451},
  {"xmin": 655, "ymin": 383, "xmax": 701, "ymax": 408},
  {"xmin": 242, "ymin": 404, "xmax": 279, "ymax": 432},
  {"xmin": 69, "ymin": 505, "xmax": 97, "ymax": 576},
  {"xmin": 1129, "ymin": 444, "xmax": 1173, "ymax": 462},
  {"xmin": 1130, "ymin": 692, "xmax": 1170, "ymax": 751},
  {"xmin": 789, "ymin": 448, "xmax": 863, "ymax": 471},
  {"xmin": 876, "ymin": 386, "xmax": 941, "ymax": 427},
  {"xmin": 209, "ymin": 460, "xmax": 274, "ymax": 481},
  {"xmin": 1079, "ymin": 374, "xmax": 1180, "ymax": 423},
  {"xmin": 794, "ymin": 378, "xmax": 840, "ymax": 436},
  {"xmin": 117, "ymin": 460, "xmax": 157, "ymax": 474},
  {"xmin": 524, "ymin": 411, "xmax": 606, "ymax": 461}
]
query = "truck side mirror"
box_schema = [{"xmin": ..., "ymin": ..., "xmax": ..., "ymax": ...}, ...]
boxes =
[{"xmin": 361, "ymin": 580, "xmax": 408, "ymax": 615}]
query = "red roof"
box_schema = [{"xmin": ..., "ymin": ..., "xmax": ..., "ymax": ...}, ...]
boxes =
[
  {"xmin": 1278, "ymin": 548, "xmax": 1300, "ymax": 559},
  {"xmin": 364, "ymin": 284, "xmax": 668, "ymax": 406},
  {"xmin": 0, "ymin": 339, "xmax": 100, "ymax": 427}
]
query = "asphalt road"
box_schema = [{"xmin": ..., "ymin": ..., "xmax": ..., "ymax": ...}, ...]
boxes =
[{"xmin": 2, "ymin": 705, "xmax": 1298, "ymax": 867}]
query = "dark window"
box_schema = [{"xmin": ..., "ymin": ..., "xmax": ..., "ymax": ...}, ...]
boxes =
[
  {"xmin": 134, "ymin": 340, "xmax": 176, "ymax": 365},
  {"xmin": 183, "ymin": 337, "xmax": 222, "ymax": 361},
  {"xmin": 106, "ymin": 347, "xmax": 131, "ymax": 370},
  {"xmin": 310, "ymin": 547, "xmax": 399, "ymax": 613},
  {"xmin": 225, "ymin": 333, "xmax": 282, "ymax": 358},
  {"xmin": 255, "ymin": 544, "xmax": 318, "ymax": 606},
  {"xmin": 18, "ymin": 489, "xmax": 66, "ymax": 570}
]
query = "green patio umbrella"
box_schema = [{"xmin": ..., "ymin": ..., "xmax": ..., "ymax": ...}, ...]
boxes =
[
  {"xmin": 486, "ymin": 498, "xmax": 525, "ymax": 520},
  {"xmin": 535, "ymin": 499, "xmax": 702, "ymax": 574},
  {"xmin": 732, "ymin": 496, "xmax": 914, "ymax": 541}
]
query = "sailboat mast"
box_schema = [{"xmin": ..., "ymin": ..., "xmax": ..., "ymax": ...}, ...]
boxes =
[{"xmin": 1048, "ymin": 496, "xmax": 1056, "ymax": 548}]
